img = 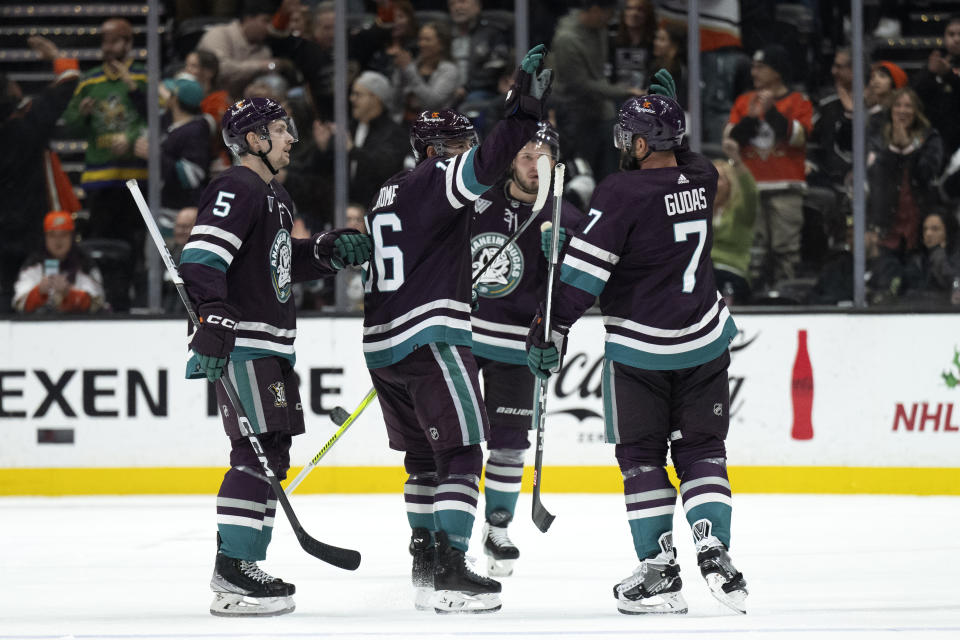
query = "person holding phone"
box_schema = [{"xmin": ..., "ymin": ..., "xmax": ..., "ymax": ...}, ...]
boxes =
[
  {"xmin": 12, "ymin": 211, "xmax": 105, "ymax": 313},
  {"xmin": 915, "ymin": 16, "xmax": 960, "ymax": 165}
]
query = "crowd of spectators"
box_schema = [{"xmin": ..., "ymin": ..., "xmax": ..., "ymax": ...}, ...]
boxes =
[{"xmin": 2, "ymin": 0, "xmax": 960, "ymax": 315}]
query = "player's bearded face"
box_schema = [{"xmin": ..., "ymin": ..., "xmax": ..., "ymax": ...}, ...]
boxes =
[{"xmin": 512, "ymin": 143, "xmax": 554, "ymax": 194}]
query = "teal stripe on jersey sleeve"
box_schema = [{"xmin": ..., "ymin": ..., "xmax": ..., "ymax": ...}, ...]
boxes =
[
  {"xmin": 180, "ymin": 247, "xmax": 228, "ymax": 272},
  {"xmin": 605, "ymin": 316, "xmax": 738, "ymax": 371},
  {"xmin": 560, "ymin": 263, "xmax": 607, "ymax": 296},
  {"xmin": 459, "ymin": 147, "xmax": 489, "ymax": 197}
]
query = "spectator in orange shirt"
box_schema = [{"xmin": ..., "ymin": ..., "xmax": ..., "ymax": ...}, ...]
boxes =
[
  {"xmin": 724, "ymin": 44, "xmax": 813, "ymax": 289},
  {"xmin": 13, "ymin": 212, "xmax": 104, "ymax": 314}
]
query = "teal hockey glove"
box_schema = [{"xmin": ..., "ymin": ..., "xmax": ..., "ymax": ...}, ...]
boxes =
[
  {"xmin": 525, "ymin": 304, "xmax": 568, "ymax": 380},
  {"xmin": 540, "ymin": 225, "xmax": 567, "ymax": 260},
  {"xmin": 649, "ymin": 68, "xmax": 677, "ymax": 100},
  {"xmin": 334, "ymin": 232, "xmax": 372, "ymax": 267},
  {"xmin": 505, "ymin": 44, "xmax": 553, "ymax": 119},
  {"xmin": 189, "ymin": 302, "xmax": 238, "ymax": 382}
]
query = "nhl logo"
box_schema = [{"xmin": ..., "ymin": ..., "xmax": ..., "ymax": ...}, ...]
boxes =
[
  {"xmin": 470, "ymin": 231, "xmax": 524, "ymax": 298},
  {"xmin": 429, "ymin": 427, "xmax": 440, "ymax": 440},
  {"xmin": 221, "ymin": 404, "xmax": 230, "ymax": 417},
  {"xmin": 713, "ymin": 403, "xmax": 723, "ymax": 416}
]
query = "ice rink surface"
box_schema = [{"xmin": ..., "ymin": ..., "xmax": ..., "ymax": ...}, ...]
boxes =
[{"xmin": 2, "ymin": 493, "xmax": 959, "ymax": 640}]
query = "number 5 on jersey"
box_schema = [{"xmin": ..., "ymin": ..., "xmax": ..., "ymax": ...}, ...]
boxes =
[{"xmin": 212, "ymin": 191, "xmax": 235, "ymax": 217}]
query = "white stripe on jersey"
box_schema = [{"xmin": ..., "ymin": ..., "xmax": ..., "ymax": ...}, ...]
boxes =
[
  {"xmin": 364, "ymin": 298, "xmax": 470, "ymax": 335},
  {"xmin": 454, "ymin": 147, "xmax": 482, "ymax": 202},
  {"xmin": 605, "ymin": 307, "xmax": 732, "ymax": 354},
  {"xmin": 216, "ymin": 514, "xmax": 263, "ymax": 530},
  {"xmin": 625, "ymin": 488, "xmax": 678, "ymax": 504},
  {"xmin": 444, "ymin": 156, "xmax": 466, "ymax": 210},
  {"xmin": 682, "ymin": 493, "xmax": 733, "ymax": 511},
  {"xmin": 237, "ymin": 321, "xmax": 297, "ymax": 338},
  {"xmin": 363, "ymin": 316, "xmax": 472, "ymax": 352},
  {"xmin": 680, "ymin": 475, "xmax": 732, "ymax": 493},
  {"xmin": 216, "ymin": 497, "xmax": 267, "ymax": 513},
  {"xmin": 234, "ymin": 337, "xmax": 297, "ymax": 354},
  {"xmin": 470, "ymin": 317, "xmax": 528, "ymax": 335},
  {"xmin": 190, "ymin": 225, "xmax": 242, "ymax": 249},
  {"xmin": 563, "ymin": 254, "xmax": 612, "ymax": 282},
  {"xmin": 182, "ymin": 240, "xmax": 235, "ymax": 266},
  {"xmin": 569, "ymin": 236, "xmax": 620, "ymax": 265},
  {"xmin": 471, "ymin": 332, "xmax": 526, "ymax": 351},
  {"xmin": 604, "ymin": 294, "xmax": 722, "ymax": 339},
  {"xmin": 626, "ymin": 505, "xmax": 676, "ymax": 520},
  {"xmin": 433, "ymin": 500, "xmax": 477, "ymax": 515}
]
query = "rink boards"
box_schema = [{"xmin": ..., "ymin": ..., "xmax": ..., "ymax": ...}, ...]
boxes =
[{"xmin": 1, "ymin": 313, "xmax": 958, "ymax": 495}]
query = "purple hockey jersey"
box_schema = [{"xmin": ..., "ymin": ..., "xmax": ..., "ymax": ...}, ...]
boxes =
[
  {"xmin": 180, "ymin": 166, "xmax": 339, "ymax": 366},
  {"xmin": 470, "ymin": 180, "xmax": 582, "ymax": 364},
  {"xmin": 362, "ymin": 116, "xmax": 539, "ymax": 369},
  {"xmin": 554, "ymin": 146, "xmax": 738, "ymax": 370}
]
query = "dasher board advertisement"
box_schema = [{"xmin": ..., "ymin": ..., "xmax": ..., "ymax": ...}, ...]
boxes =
[{"xmin": 1, "ymin": 315, "xmax": 958, "ymax": 494}]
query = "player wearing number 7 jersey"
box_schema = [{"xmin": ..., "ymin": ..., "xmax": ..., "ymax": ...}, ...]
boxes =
[
  {"xmin": 362, "ymin": 45, "xmax": 552, "ymax": 614},
  {"xmin": 525, "ymin": 93, "xmax": 748, "ymax": 616}
]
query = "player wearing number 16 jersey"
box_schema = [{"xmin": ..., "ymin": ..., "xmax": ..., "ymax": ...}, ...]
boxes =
[
  {"xmin": 362, "ymin": 45, "xmax": 552, "ymax": 614},
  {"xmin": 526, "ymin": 94, "xmax": 748, "ymax": 616}
]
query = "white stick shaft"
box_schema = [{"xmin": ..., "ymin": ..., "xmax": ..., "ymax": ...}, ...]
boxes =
[{"xmin": 543, "ymin": 163, "xmax": 565, "ymax": 341}]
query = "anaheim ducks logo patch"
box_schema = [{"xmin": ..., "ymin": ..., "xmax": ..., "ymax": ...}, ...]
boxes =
[
  {"xmin": 471, "ymin": 231, "xmax": 523, "ymax": 298},
  {"xmin": 270, "ymin": 228, "xmax": 293, "ymax": 303}
]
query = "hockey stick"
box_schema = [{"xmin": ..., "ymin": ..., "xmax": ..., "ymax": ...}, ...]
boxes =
[
  {"xmin": 530, "ymin": 161, "xmax": 565, "ymax": 533},
  {"xmin": 125, "ymin": 179, "xmax": 361, "ymax": 571},
  {"xmin": 283, "ymin": 386, "xmax": 378, "ymax": 495},
  {"xmin": 292, "ymin": 154, "xmax": 556, "ymax": 491}
]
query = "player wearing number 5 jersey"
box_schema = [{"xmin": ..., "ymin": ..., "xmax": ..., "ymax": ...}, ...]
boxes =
[
  {"xmin": 362, "ymin": 45, "xmax": 552, "ymax": 614},
  {"xmin": 526, "ymin": 93, "xmax": 748, "ymax": 615},
  {"xmin": 179, "ymin": 97, "xmax": 371, "ymax": 617}
]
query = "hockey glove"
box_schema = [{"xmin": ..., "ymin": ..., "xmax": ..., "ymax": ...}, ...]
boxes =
[
  {"xmin": 649, "ymin": 68, "xmax": 677, "ymax": 100},
  {"xmin": 526, "ymin": 303, "xmax": 569, "ymax": 380},
  {"xmin": 189, "ymin": 302, "xmax": 239, "ymax": 382},
  {"xmin": 504, "ymin": 44, "xmax": 553, "ymax": 120},
  {"xmin": 314, "ymin": 229, "xmax": 372, "ymax": 270},
  {"xmin": 540, "ymin": 225, "xmax": 567, "ymax": 260}
]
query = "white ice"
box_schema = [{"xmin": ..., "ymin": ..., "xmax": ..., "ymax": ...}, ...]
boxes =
[{"xmin": 2, "ymin": 493, "xmax": 959, "ymax": 640}]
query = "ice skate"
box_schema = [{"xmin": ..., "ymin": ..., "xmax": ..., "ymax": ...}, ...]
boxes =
[
  {"xmin": 696, "ymin": 534, "xmax": 748, "ymax": 614},
  {"xmin": 613, "ymin": 533, "xmax": 687, "ymax": 615},
  {"xmin": 482, "ymin": 509, "xmax": 520, "ymax": 577},
  {"xmin": 432, "ymin": 530, "xmax": 502, "ymax": 614},
  {"xmin": 209, "ymin": 552, "xmax": 295, "ymax": 617},
  {"xmin": 410, "ymin": 527, "xmax": 436, "ymax": 611}
]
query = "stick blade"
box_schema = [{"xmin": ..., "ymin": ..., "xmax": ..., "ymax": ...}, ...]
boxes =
[
  {"xmin": 330, "ymin": 406, "xmax": 351, "ymax": 426},
  {"xmin": 533, "ymin": 154, "xmax": 551, "ymax": 212},
  {"xmin": 532, "ymin": 503, "xmax": 555, "ymax": 533},
  {"xmin": 297, "ymin": 531, "xmax": 362, "ymax": 570}
]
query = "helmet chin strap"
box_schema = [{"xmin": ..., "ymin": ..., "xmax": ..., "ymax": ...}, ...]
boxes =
[
  {"xmin": 620, "ymin": 138, "xmax": 652, "ymax": 171},
  {"xmin": 254, "ymin": 135, "xmax": 279, "ymax": 175}
]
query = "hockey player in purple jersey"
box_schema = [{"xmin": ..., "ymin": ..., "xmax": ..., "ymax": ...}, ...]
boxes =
[
  {"xmin": 179, "ymin": 97, "xmax": 371, "ymax": 617},
  {"xmin": 526, "ymin": 90, "xmax": 749, "ymax": 615},
  {"xmin": 470, "ymin": 122, "xmax": 581, "ymax": 576},
  {"xmin": 362, "ymin": 44, "xmax": 552, "ymax": 613}
]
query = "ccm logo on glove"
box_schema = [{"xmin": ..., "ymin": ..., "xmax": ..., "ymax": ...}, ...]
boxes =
[{"xmin": 203, "ymin": 314, "xmax": 237, "ymax": 330}]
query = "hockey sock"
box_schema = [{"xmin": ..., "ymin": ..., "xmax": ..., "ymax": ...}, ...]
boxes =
[
  {"xmin": 404, "ymin": 473, "xmax": 439, "ymax": 534},
  {"xmin": 434, "ymin": 473, "xmax": 480, "ymax": 551},
  {"xmin": 621, "ymin": 465, "xmax": 677, "ymax": 560},
  {"xmin": 483, "ymin": 448, "xmax": 525, "ymax": 521},
  {"xmin": 678, "ymin": 458, "xmax": 732, "ymax": 548},
  {"xmin": 216, "ymin": 466, "xmax": 272, "ymax": 561}
]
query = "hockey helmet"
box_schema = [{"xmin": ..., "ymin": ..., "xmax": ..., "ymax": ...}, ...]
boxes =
[
  {"xmin": 530, "ymin": 121, "xmax": 560, "ymax": 160},
  {"xmin": 410, "ymin": 108, "xmax": 478, "ymax": 163},
  {"xmin": 221, "ymin": 97, "xmax": 299, "ymax": 156},
  {"xmin": 613, "ymin": 94, "xmax": 685, "ymax": 152}
]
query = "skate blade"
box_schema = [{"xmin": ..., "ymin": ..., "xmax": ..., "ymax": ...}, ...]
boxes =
[
  {"xmin": 414, "ymin": 586, "xmax": 434, "ymax": 611},
  {"xmin": 209, "ymin": 592, "xmax": 296, "ymax": 617},
  {"xmin": 616, "ymin": 591, "xmax": 688, "ymax": 615},
  {"xmin": 486, "ymin": 556, "xmax": 516, "ymax": 577},
  {"xmin": 705, "ymin": 574, "xmax": 748, "ymax": 614},
  {"xmin": 432, "ymin": 590, "xmax": 502, "ymax": 614}
]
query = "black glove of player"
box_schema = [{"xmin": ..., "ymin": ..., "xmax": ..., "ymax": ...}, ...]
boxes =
[
  {"xmin": 314, "ymin": 229, "xmax": 372, "ymax": 270},
  {"xmin": 190, "ymin": 301, "xmax": 239, "ymax": 382},
  {"xmin": 526, "ymin": 303, "xmax": 569, "ymax": 380},
  {"xmin": 504, "ymin": 44, "xmax": 553, "ymax": 120}
]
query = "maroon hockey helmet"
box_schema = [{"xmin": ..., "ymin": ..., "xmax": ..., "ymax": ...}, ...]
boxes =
[
  {"xmin": 613, "ymin": 94, "xmax": 685, "ymax": 152},
  {"xmin": 221, "ymin": 97, "xmax": 299, "ymax": 156},
  {"xmin": 410, "ymin": 108, "xmax": 479, "ymax": 163}
]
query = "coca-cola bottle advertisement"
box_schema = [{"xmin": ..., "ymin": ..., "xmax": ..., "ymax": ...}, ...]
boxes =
[{"xmin": 791, "ymin": 329, "xmax": 814, "ymax": 440}]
